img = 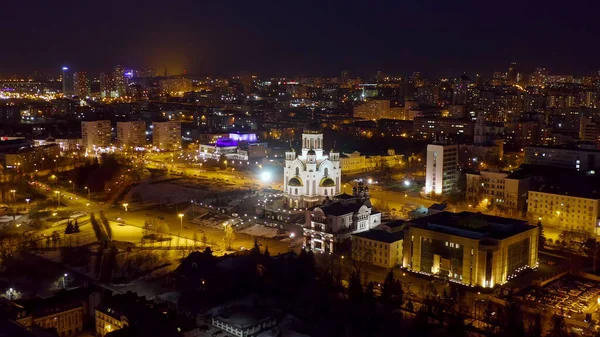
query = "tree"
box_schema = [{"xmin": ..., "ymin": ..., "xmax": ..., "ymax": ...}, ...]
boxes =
[
  {"xmin": 90, "ymin": 213, "xmax": 108, "ymax": 244},
  {"xmin": 500, "ymin": 300, "xmax": 525, "ymax": 337},
  {"xmin": 410, "ymin": 307, "xmax": 431, "ymax": 336},
  {"xmin": 528, "ymin": 313, "xmax": 543, "ymax": 337},
  {"xmin": 548, "ymin": 314, "xmax": 568, "ymax": 337},
  {"xmin": 65, "ymin": 221, "xmax": 74, "ymax": 234},
  {"xmin": 263, "ymin": 245, "xmax": 270, "ymax": 257},
  {"xmin": 201, "ymin": 233, "xmax": 208, "ymax": 247},
  {"xmin": 364, "ymin": 282, "xmax": 376, "ymax": 307},
  {"xmin": 447, "ymin": 312, "xmax": 468, "ymax": 337},
  {"xmin": 348, "ymin": 270, "xmax": 363, "ymax": 303},
  {"xmin": 156, "ymin": 220, "xmax": 170, "ymax": 239},
  {"xmin": 538, "ymin": 220, "xmax": 546, "ymax": 249},
  {"xmin": 406, "ymin": 300, "xmax": 414, "ymax": 313},
  {"xmin": 223, "ymin": 224, "xmax": 235, "ymax": 250},
  {"xmin": 251, "ymin": 237, "xmax": 261, "ymax": 255},
  {"xmin": 99, "ymin": 211, "xmax": 112, "ymax": 240},
  {"xmin": 381, "ymin": 270, "xmax": 403, "ymax": 311},
  {"xmin": 74, "ymin": 219, "xmax": 80, "ymax": 233}
]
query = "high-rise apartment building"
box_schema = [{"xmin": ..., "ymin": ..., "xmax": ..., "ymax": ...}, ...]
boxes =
[
  {"xmin": 117, "ymin": 121, "xmax": 146, "ymax": 149},
  {"xmin": 81, "ymin": 120, "xmax": 112, "ymax": 151},
  {"xmin": 529, "ymin": 67, "xmax": 549, "ymax": 87},
  {"xmin": 152, "ymin": 121, "xmax": 181, "ymax": 151},
  {"xmin": 159, "ymin": 77, "xmax": 193, "ymax": 96},
  {"xmin": 99, "ymin": 72, "xmax": 114, "ymax": 99},
  {"xmin": 73, "ymin": 72, "xmax": 90, "ymax": 98},
  {"xmin": 353, "ymin": 100, "xmax": 405, "ymax": 120},
  {"xmin": 580, "ymin": 115, "xmax": 600, "ymax": 143},
  {"xmin": 425, "ymin": 142, "xmax": 458, "ymax": 195},
  {"xmin": 114, "ymin": 65, "xmax": 127, "ymax": 97},
  {"xmin": 62, "ymin": 66, "xmax": 74, "ymax": 96}
]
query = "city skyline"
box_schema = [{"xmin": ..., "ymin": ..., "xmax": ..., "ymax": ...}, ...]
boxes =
[{"xmin": 2, "ymin": 0, "xmax": 600, "ymax": 77}]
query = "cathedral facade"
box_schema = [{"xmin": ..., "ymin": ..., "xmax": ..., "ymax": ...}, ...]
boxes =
[{"xmin": 283, "ymin": 123, "xmax": 341, "ymax": 208}]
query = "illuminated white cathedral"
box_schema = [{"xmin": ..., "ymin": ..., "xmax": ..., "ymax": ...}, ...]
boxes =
[{"xmin": 284, "ymin": 122, "xmax": 341, "ymax": 208}]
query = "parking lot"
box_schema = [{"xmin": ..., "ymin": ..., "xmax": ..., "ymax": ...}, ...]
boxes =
[{"xmin": 517, "ymin": 276, "xmax": 600, "ymax": 318}]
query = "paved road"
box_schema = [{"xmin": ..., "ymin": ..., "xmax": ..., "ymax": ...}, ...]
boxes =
[{"xmin": 30, "ymin": 181, "xmax": 297, "ymax": 256}]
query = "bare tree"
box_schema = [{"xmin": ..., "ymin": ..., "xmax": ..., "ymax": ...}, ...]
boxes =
[
  {"xmin": 99, "ymin": 211, "xmax": 112, "ymax": 240},
  {"xmin": 223, "ymin": 224, "xmax": 235, "ymax": 250}
]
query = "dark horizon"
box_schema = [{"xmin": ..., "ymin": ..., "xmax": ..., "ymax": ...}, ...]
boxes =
[{"xmin": 2, "ymin": 0, "xmax": 600, "ymax": 78}]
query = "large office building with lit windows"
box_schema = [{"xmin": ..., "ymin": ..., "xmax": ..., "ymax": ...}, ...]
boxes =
[{"xmin": 403, "ymin": 211, "xmax": 538, "ymax": 288}]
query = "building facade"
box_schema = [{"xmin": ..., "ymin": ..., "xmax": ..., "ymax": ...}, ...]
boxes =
[
  {"xmin": 527, "ymin": 190, "xmax": 600, "ymax": 235},
  {"xmin": 403, "ymin": 212, "xmax": 538, "ymax": 288},
  {"xmin": 340, "ymin": 150, "xmax": 404, "ymax": 174},
  {"xmin": 425, "ymin": 143, "xmax": 458, "ymax": 195},
  {"xmin": 211, "ymin": 307, "xmax": 277, "ymax": 337},
  {"xmin": 283, "ymin": 123, "xmax": 341, "ymax": 208},
  {"xmin": 353, "ymin": 100, "xmax": 404, "ymax": 120},
  {"xmin": 73, "ymin": 72, "xmax": 90, "ymax": 98},
  {"xmin": 413, "ymin": 117, "xmax": 474, "ymax": 139},
  {"xmin": 152, "ymin": 121, "xmax": 182, "ymax": 151},
  {"xmin": 524, "ymin": 145, "xmax": 600, "ymax": 171},
  {"xmin": 117, "ymin": 121, "xmax": 146, "ymax": 149},
  {"xmin": 303, "ymin": 185, "xmax": 381, "ymax": 253},
  {"xmin": 81, "ymin": 120, "xmax": 111, "ymax": 151},
  {"xmin": 351, "ymin": 222, "xmax": 404, "ymax": 268},
  {"xmin": 465, "ymin": 170, "xmax": 531, "ymax": 216}
]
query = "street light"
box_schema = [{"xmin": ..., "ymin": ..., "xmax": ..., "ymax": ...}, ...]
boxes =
[
  {"xmin": 178, "ymin": 213, "xmax": 184, "ymax": 236},
  {"xmin": 69, "ymin": 180, "xmax": 75, "ymax": 193},
  {"xmin": 123, "ymin": 203, "xmax": 129, "ymax": 211},
  {"xmin": 7, "ymin": 288, "xmax": 15, "ymax": 300},
  {"xmin": 25, "ymin": 198, "xmax": 31, "ymax": 209},
  {"xmin": 62, "ymin": 273, "xmax": 68, "ymax": 289},
  {"xmin": 9, "ymin": 190, "xmax": 16, "ymax": 203},
  {"xmin": 85, "ymin": 186, "xmax": 90, "ymax": 203},
  {"xmin": 54, "ymin": 190, "xmax": 60, "ymax": 208}
]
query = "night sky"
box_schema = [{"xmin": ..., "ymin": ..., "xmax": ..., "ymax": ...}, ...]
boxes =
[{"xmin": 2, "ymin": 0, "xmax": 600, "ymax": 77}]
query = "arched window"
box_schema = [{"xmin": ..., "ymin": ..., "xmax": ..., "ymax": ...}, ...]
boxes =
[
  {"xmin": 324, "ymin": 189, "xmax": 328, "ymax": 196},
  {"xmin": 295, "ymin": 167, "xmax": 300, "ymax": 176},
  {"xmin": 295, "ymin": 188, "xmax": 298, "ymax": 195},
  {"xmin": 310, "ymin": 138, "xmax": 314, "ymax": 149},
  {"xmin": 324, "ymin": 167, "xmax": 328, "ymax": 177}
]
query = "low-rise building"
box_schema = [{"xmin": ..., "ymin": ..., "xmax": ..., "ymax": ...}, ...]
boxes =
[
  {"xmin": 413, "ymin": 117, "xmax": 474, "ymax": 139},
  {"xmin": 95, "ymin": 292, "xmax": 195, "ymax": 337},
  {"xmin": 403, "ymin": 211, "xmax": 538, "ymax": 288},
  {"xmin": 524, "ymin": 143, "xmax": 600, "ymax": 171},
  {"xmin": 2, "ymin": 144, "xmax": 60, "ymax": 173},
  {"xmin": 527, "ymin": 178, "xmax": 600, "ymax": 235},
  {"xmin": 3, "ymin": 288, "xmax": 93, "ymax": 337},
  {"xmin": 351, "ymin": 220, "xmax": 404, "ymax": 268},
  {"xmin": 303, "ymin": 184, "xmax": 381, "ymax": 253},
  {"xmin": 211, "ymin": 306, "xmax": 277, "ymax": 337},
  {"xmin": 340, "ymin": 149, "xmax": 404, "ymax": 174},
  {"xmin": 465, "ymin": 169, "xmax": 532, "ymax": 216}
]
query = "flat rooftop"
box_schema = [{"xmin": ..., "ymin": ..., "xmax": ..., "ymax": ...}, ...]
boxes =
[
  {"xmin": 352, "ymin": 229, "xmax": 404, "ymax": 243},
  {"xmin": 409, "ymin": 211, "xmax": 535, "ymax": 240}
]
